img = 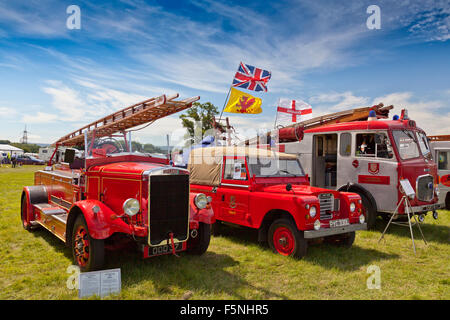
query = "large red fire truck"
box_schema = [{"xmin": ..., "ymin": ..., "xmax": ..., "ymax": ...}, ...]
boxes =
[
  {"xmin": 270, "ymin": 106, "xmax": 440, "ymax": 229},
  {"xmin": 21, "ymin": 94, "xmax": 215, "ymax": 271},
  {"xmin": 188, "ymin": 146, "xmax": 366, "ymax": 258}
]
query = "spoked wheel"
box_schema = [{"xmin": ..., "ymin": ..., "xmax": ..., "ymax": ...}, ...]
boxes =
[
  {"xmin": 268, "ymin": 219, "xmax": 307, "ymax": 258},
  {"xmin": 72, "ymin": 215, "xmax": 104, "ymax": 272}
]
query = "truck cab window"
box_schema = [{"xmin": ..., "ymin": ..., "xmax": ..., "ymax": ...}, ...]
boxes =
[
  {"xmin": 438, "ymin": 151, "xmax": 450, "ymax": 170},
  {"xmin": 223, "ymin": 158, "xmax": 247, "ymax": 180},
  {"xmin": 356, "ymin": 134, "xmax": 375, "ymax": 157},
  {"xmin": 339, "ymin": 133, "xmax": 351, "ymax": 156},
  {"xmin": 355, "ymin": 133, "xmax": 393, "ymax": 159}
]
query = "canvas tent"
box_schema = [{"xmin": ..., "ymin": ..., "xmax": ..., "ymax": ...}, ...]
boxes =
[
  {"xmin": 0, "ymin": 144, "xmax": 24, "ymax": 157},
  {"xmin": 188, "ymin": 146, "xmax": 298, "ymax": 187}
]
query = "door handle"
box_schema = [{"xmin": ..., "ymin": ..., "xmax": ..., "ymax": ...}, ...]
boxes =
[{"xmin": 221, "ymin": 195, "xmax": 225, "ymax": 201}]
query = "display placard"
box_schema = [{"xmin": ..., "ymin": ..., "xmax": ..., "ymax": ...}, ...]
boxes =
[
  {"xmin": 399, "ymin": 179, "xmax": 415, "ymax": 198},
  {"xmin": 79, "ymin": 268, "xmax": 121, "ymax": 298}
]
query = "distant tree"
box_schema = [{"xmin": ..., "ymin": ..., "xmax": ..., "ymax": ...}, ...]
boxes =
[
  {"xmin": 0, "ymin": 140, "xmax": 11, "ymax": 144},
  {"xmin": 179, "ymin": 102, "xmax": 219, "ymax": 145},
  {"xmin": 11, "ymin": 143, "xmax": 40, "ymax": 153}
]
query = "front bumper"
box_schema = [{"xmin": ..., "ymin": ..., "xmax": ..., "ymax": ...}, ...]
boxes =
[
  {"xmin": 304, "ymin": 223, "xmax": 367, "ymax": 239},
  {"xmin": 409, "ymin": 202, "xmax": 441, "ymax": 214}
]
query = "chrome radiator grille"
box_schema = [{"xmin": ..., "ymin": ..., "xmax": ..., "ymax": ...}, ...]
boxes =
[
  {"xmin": 416, "ymin": 175, "xmax": 434, "ymax": 202},
  {"xmin": 318, "ymin": 193, "xmax": 334, "ymax": 220}
]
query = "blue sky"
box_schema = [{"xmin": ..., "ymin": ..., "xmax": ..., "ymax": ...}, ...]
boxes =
[{"xmin": 0, "ymin": 0, "xmax": 449, "ymax": 146}]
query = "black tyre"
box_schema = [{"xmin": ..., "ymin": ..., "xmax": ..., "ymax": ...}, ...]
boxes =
[
  {"xmin": 187, "ymin": 223, "xmax": 211, "ymax": 255},
  {"xmin": 325, "ymin": 231, "xmax": 355, "ymax": 248},
  {"xmin": 359, "ymin": 193, "xmax": 377, "ymax": 229},
  {"xmin": 445, "ymin": 193, "xmax": 450, "ymax": 210},
  {"xmin": 211, "ymin": 220, "xmax": 223, "ymax": 236},
  {"xmin": 21, "ymin": 195, "xmax": 32, "ymax": 231},
  {"xmin": 72, "ymin": 215, "xmax": 105, "ymax": 272},
  {"xmin": 268, "ymin": 219, "xmax": 307, "ymax": 258}
]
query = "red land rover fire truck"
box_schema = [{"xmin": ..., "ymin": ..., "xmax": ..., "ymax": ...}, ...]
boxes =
[
  {"xmin": 272, "ymin": 107, "xmax": 440, "ymax": 229},
  {"xmin": 21, "ymin": 94, "xmax": 215, "ymax": 271},
  {"xmin": 188, "ymin": 146, "xmax": 366, "ymax": 258}
]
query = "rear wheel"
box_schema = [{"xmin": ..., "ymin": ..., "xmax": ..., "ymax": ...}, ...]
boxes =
[
  {"xmin": 72, "ymin": 215, "xmax": 104, "ymax": 272},
  {"xmin": 187, "ymin": 223, "xmax": 211, "ymax": 255},
  {"xmin": 268, "ymin": 219, "xmax": 307, "ymax": 258},
  {"xmin": 445, "ymin": 193, "xmax": 450, "ymax": 210},
  {"xmin": 21, "ymin": 196, "xmax": 32, "ymax": 231},
  {"xmin": 325, "ymin": 231, "xmax": 355, "ymax": 248}
]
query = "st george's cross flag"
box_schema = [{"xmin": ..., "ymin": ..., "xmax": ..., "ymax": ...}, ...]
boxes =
[
  {"xmin": 232, "ymin": 62, "xmax": 272, "ymax": 92},
  {"xmin": 276, "ymin": 98, "xmax": 313, "ymax": 125}
]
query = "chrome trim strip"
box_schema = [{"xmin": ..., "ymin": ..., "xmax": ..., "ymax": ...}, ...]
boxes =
[
  {"xmin": 304, "ymin": 223, "xmax": 367, "ymax": 239},
  {"xmin": 220, "ymin": 183, "xmax": 249, "ymax": 188}
]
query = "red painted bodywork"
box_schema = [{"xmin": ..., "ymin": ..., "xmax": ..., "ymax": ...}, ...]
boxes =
[
  {"xmin": 191, "ymin": 155, "xmax": 364, "ymax": 235},
  {"xmin": 280, "ymin": 118, "xmax": 439, "ymax": 215},
  {"xmin": 23, "ymin": 153, "xmax": 215, "ymax": 259}
]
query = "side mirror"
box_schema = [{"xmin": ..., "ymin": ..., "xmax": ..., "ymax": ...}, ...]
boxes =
[
  {"xmin": 286, "ymin": 183, "xmax": 292, "ymax": 192},
  {"xmin": 64, "ymin": 149, "xmax": 76, "ymax": 164}
]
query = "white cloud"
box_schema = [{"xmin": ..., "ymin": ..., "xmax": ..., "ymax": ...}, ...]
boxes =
[
  {"xmin": 310, "ymin": 91, "xmax": 370, "ymax": 113},
  {"xmin": 372, "ymin": 92, "xmax": 450, "ymax": 135},
  {"xmin": 22, "ymin": 111, "xmax": 58, "ymax": 124},
  {"xmin": 0, "ymin": 106, "xmax": 17, "ymax": 117}
]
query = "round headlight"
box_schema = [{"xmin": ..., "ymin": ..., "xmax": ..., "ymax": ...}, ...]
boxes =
[
  {"xmin": 350, "ymin": 202, "xmax": 356, "ymax": 212},
  {"xmin": 194, "ymin": 193, "xmax": 208, "ymax": 209},
  {"xmin": 123, "ymin": 198, "xmax": 140, "ymax": 216},
  {"xmin": 359, "ymin": 214, "xmax": 365, "ymax": 224},
  {"xmin": 309, "ymin": 205, "xmax": 317, "ymax": 218},
  {"xmin": 314, "ymin": 219, "xmax": 321, "ymax": 230}
]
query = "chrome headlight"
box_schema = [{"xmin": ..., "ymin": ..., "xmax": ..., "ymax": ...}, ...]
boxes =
[
  {"xmin": 314, "ymin": 219, "xmax": 321, "ymax": 230},
  {"xmin": 359, "ymin": 214, "xmax": 365, "ymax": 224},
  {"xmin": 194, "ymin": 193, "xmax": 208, "ymax": 209},
  {"xmin": 350, "ymin": 202, "xmax": 356, "ymax": 212},
  {"xmin": 123, "ymin": 198, "xmax": 140, "ymax": 216},
  {"xmin": 309, "ymin": 205, "xmax": 317, "ymax": 218}
]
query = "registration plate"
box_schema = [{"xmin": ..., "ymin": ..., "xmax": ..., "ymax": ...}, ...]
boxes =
[
  {"xmin": 148, "ymin": 242, "xmax": 183, "ymax": 257},
  {"xmin": 329, "ymin": 218, "xmax": 349, "ymax": 228}
]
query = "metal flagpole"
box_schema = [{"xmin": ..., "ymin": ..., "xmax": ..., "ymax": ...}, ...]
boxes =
[
  {"xmin": 218, "ymin": 86, "xmax": 232, "ymax": 123},
  {"xmin": 273, "ymin": 98, "xmax": 280, "ymax": 129}
]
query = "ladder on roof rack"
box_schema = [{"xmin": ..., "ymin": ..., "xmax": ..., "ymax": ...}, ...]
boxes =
[
  {"xmin": 428, "ymin": 135, "xmax": 450, "ymax": 142},
  {"xmin": 241, "ymin": 103, "xmax": 393, "ymax": 145},
  {"xmin": 56, "ymin": 93, "xmax": 200, "ymax": 146}
]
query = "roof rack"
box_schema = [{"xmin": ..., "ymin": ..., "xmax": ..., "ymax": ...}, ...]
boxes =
[
  {"xmin": 56, "ymin": 93, "xmax": 199, "ymax": 146},
  {"xmin": 428, "ymin": 135, "xmax": 450, "ymax": 142}
]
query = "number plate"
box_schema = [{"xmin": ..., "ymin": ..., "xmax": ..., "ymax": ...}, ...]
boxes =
[
  {"xmin": 329, "ymin": 218, "xmax": 349, "ymax": 228},
  {"xmin": 148, "ymin": 242, "xmax": 182, "ymax": 257}
]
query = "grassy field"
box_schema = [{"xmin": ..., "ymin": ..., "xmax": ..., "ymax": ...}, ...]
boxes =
[{"xmin": 0, "ymin": 165, "xmax": 448, "ymax": 300}]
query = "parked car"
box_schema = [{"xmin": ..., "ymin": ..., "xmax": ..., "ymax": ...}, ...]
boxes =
[{"xmin": 16, "ymin": 155, "xmax": 45, "ymax": 165}]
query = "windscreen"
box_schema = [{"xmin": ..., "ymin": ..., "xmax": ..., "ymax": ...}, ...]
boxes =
[
  {"xmin": 248, "ymin": 157, "xmax": 305, "ymax": 177},
  {"xmin": 392, "ymin": 130, "xmax": 420, "ymax": 160}
]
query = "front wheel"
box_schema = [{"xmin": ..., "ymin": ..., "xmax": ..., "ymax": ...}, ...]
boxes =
[
  {"xmin": 72, "ymin": 215, "xmax": 105, "ymax": 272},
  {"xmin": 359, "ymin": 194, "xmax": 377, "ymax": 229},
  {"xmin": 187, "ymin": 223, "xmax": 211, "ymax": 255},
  {"xmin": 268, "ymin": 219, "xmax": 307, "ymax": 258}
]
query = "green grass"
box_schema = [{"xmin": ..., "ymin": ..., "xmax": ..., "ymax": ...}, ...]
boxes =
[{"xmin": 0, "ymin": 165, "xmax": 449, "ymax": 300}]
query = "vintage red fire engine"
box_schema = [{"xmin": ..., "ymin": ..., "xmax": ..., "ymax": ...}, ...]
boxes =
[
  {"xmin": 187, "ymin": 146, "xmax": 366, "ymax": 258},
  {"xmin": 21, "ymin": 94, "xmax": 215, "ymax": 271},
  {"xmin": 276, "ymin": 109, "xmax": 440, "ymax": 228}
]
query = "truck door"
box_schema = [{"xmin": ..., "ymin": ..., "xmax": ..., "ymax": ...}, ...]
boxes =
[
  {"xmin": 435, "ymin": 148, "xmax": 450, "ymax": 207},
  {"xmin": 216, "ymin": 156, "xmax": 250, "ymax": 225},
  {"xmin": 336, "ymin": 132, "xmax": 352, "ymax": 189},
  {"xmin": 352, "ymin": 131, "xmax": 398, "ymax": 212}
]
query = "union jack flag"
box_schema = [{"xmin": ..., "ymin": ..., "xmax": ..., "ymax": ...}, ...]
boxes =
[{"xmin": 232, "ymin": 62, "xmax": 271, "ymax": 92}]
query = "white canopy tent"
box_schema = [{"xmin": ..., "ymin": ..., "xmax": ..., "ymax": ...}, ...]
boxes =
[{"xmin": 0, "ymin": 144, "xmax": 24, "ymax": 157}]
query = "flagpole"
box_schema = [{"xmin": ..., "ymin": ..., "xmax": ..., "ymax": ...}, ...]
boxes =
[
  {"xmin": 273, "ymin": 98, "xmax": 280, "ymax": 129},
  {"xmin": 218, "ymin": 86, "xmax": 232, "ymax": 123}
]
